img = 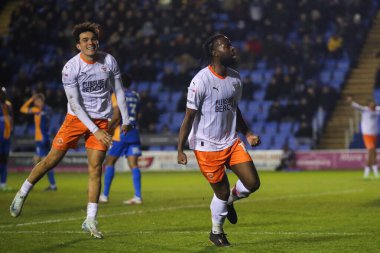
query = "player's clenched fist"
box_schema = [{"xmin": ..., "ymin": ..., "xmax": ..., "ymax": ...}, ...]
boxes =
[
  {"xmin": 246, "ymin": 134, "xmax": 261, "ymax": 147},
  {"xmin": 177, "ymin": 151, "xmax": 188, "ymax": 165}
]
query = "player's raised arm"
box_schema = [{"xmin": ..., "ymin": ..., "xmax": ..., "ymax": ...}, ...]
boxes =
[
  {"xmin": 347, "ymin": 96, "xmax": 366, "ymax": 111},
  {"xmin": 236, "ymin": 106, "xmax": 260, "ymax": 147},
  {"xmin": 20, "ymin": 95, "xmax": 37, "ymax": 114},
  {"xmin": 177, "ymin": 108, "xmax": 197, "ymax": 165}
]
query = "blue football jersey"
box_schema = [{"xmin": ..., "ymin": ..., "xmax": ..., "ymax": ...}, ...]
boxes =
[{"xmin": 120, "ymin": 90, "xmax": 140, "ymax": 143}]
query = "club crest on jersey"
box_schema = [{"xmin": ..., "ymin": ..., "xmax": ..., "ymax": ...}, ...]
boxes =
[
  {"xmin": 101, "ymin": 65, "xmax": 108, "ymax": 72},
  {"xmin": 56, "ymin": 138, "xmax": 63, "ymax": 146}
]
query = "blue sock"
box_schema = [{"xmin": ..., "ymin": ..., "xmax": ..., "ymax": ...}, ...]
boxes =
[
  {"xmin": 0, "ymin": 164, "xmax": 7, "ymax": 184},
  {"xmin": 47, "ymin": 170, "xmax": 56, "ymax": 185},
  {"xmin": 103, "ymin": 165, "xmax": 115, "ymax": 197},
  {"xmin": 132, "ymin": 167, "xmax": 141, "ymax": 198}
]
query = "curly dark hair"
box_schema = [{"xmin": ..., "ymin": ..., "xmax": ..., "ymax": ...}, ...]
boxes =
[{"xmin": 72, "ymin": 22, "xmax": 100, "ymax": 43}]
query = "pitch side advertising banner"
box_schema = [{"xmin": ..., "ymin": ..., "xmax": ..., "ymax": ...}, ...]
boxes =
[
  {"xmin": 9, "ymin": 150, "xmax": 367, "ymax": 172},
  {"xmin": 8, "ymin": 150, "xmax": 282, "ymax": 172},
  {"xmin": 295, "ymin": 150, "xmax": 368, "ymax": 170}
]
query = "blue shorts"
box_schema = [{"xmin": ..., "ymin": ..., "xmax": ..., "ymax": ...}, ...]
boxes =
[
  {"xmin": 108, "ymin": 141, "xmax": 142, "ymax": 157},
  {"xmin": 0, "ymin": 139, "xmax": 11, "ymax": 156},
  {"xmin": 36, "ymin": 141, "xmax": 50, "ymax": 157}
]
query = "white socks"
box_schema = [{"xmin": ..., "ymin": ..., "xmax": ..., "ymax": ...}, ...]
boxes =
[
  {"xmin": 364, "ymin": 166, "xmax": 379, "ymax": 178},
  {"xmin": 228, "ymin": 180, "xmax": 251, "ymax": 204},
  {"xmin": 372, "ymin": 165, "xmax": 379, "ymax": 178},
  {"xmin": 87, "ymin": 203, "xmax": 98, "ymax": 220},
  {"xmin": 20, "ymin": 180, "xmax": 33, "ymax": 195},
  {"xmin": 364, "ymin": 166, "xmax": 370, "ymax": 178},
  {"xmin": 210, "ymin": 194, "xmax": 227, "ymax": 234}
]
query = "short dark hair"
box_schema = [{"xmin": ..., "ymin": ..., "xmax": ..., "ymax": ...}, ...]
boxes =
[
  {"xmin": 72, "ymin": 22, "xmax": 100, "ymax": 43},
  {"xmin": 35, "ymin": 93, "xmax": 45, "ymax": 102},
  {"xmin": 202, "ymin": 34, "xmax": 225, "ymax": 65}
]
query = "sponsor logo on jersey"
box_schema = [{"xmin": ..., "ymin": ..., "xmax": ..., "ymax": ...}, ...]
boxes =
[
  {"xmin": 215, "ymin": 96, "xmax": 235, "ymax": 112},
  {"xmin": 82, "ymin": 79, "xmax": 106, "ymax": 93}
]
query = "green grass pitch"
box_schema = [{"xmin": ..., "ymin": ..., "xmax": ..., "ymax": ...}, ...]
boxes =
[{"xmin": 0, "ymin": 170, "xmax": 379, "ymax": 253}]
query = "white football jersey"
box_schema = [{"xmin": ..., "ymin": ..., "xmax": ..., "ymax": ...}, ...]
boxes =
[
  {"xmin": 352, "ymin": 102, "xmax": 380, "ymax": 135},
  {"xmin": 62, "ymin": 51, "xmax": 120, "ymax": 119},
  {"xmin": 187, "ymin": 66, "xmax": 242, "ymax": 151}
]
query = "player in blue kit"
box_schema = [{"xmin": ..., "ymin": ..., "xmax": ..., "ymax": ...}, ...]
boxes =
[
  {"xmin": 20, "ymin": 93, "xmax": 57, "ymax": 191},
  {"xmin": 0, "ymin": 87, "xmax": 13, "ymax": 191},
  {"xmin": 99, "ymin": 74, "xmax": 143, "ymax": 204}
]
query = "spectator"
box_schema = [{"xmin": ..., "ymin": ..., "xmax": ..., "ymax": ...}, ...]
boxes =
[
  {"xmin": 327, "ymin": 33, "xmax": 343, "ymax": 58},
  {"xmin": 275, "ymin": 143, "xmax": 296, "ymax": 171},
  {"xmin": 267, "ymin": 100, "xmax": 283, "ymax": 122}
]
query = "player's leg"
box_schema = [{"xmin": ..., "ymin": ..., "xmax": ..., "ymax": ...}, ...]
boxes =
[
  {"xmin": 100, "ymin": 141, "xmax": 123, "ymax": 202},
  {"xmin": 363, "ymin": 135, "xmax": 373, "ymax": 178},
  {"xmin": 82, "ymin": 118, "xmax": 109, "ymax": 239},
  {"xmin": 208, "ymin": 174, "xmax": 231, "ymax": 246},
  {"xmin": 123, "ymin": 143, "xmax": 143, "ymax": 205},
  {"xmin": 0, "ymin": 154, "xmax": 8, "ymax": 190},
  {"xmin": 10, "ymin": 147, "xmax": 66, "ymax": 217},
  {"xmin": 10, "ymin": 114, "xmax": 82, "ymax": 217},
  {"xmin": 100, "ymin": 155, "xmax": 118, "ymax": 202},
  {"xmin": 83, "ymin": 148, "xmax": 106, "ymax": 239},
  {"xmin": 224, "ymin": 140, "xmax": 260, "ymax": 225},
  {"xmin": 42, "ymin": 141, "xmax": 58, "ymax": 190},
  {"xmin": 228, "ymin": 142, "xmax": 260, "ymax": 198},
  {"xmin": 370, "ymin": 147, "xmax": 379, "ymax": 178},
  {"xmin": 229, "ymin": 161, "xmax": 260, "ymax": 201},
  {"xmin": 0, "ymin": 139, "xmax": 11, "ymax": 191},
  {"xmin": 194, "ymin": 149, "xmax": 231, "ymax": 247}
]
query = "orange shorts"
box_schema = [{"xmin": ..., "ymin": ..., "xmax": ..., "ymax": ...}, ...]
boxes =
[
  {"xmin": 52, "ymin": 114, "xmax": 109, "ymax": 151},
  {"xmin": 194, "ymin": 139, "xmax": 253, "ymax": 183},
  {"xmin": 363, "ymin": 134, "xmax": 377, "ymax": 149}
]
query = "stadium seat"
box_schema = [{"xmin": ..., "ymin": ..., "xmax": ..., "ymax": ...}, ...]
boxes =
[
  {"xmin": 264, "ymin": 122, "xmax": 278, "ymax": 134},
  {"xmin": 319, "ymin": 70, "xmax": 332, "ymax": 84},
  {"xmin": 337, "ymin": 59, "xmax": 350, "ymax": 71},
  {"xmin": 149, "ymin": 82, "xmax": 162, "ymax": 93},
  {"xmin": 251, "ymin": 71, "xmax": 263, "ymax": 84},
  {"xmin": 170, "ymin": 91, "xmax": 182, "ymax": 103},
  {"xmin": 253, "ymin": 90, "xmax": 265, "ymax": 101},
  {"xmin": 13, "ymin": 125, "xmax": 26, "ymax": 137}
]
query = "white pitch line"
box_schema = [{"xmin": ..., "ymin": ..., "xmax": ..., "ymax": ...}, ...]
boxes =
[
  {"xmin": 0, "ymin": 189, "xmax": 364, "ymax": 229},
  {"xmin": 0, "ymin": 230, "xmax": 370, "ymax": 236}
]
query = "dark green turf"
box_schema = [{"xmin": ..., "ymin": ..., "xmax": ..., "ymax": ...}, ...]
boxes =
[{"xmin": 0, "ymin": 171, "xmax": 379, "ymax": 253}]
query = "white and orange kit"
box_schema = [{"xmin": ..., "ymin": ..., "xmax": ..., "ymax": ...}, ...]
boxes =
[
  {"xmin": 351, "ymin": 102, "xmax": 380, "ymax": 149},
  {"xmin": 187, "ymin": 66, "xmax": 252, "ymax": 183},
  {"xmin": 53, "ymin": 52, "xmax": 121, "ymax": 151}
]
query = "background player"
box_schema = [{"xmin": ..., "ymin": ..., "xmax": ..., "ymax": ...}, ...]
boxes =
[
  {"xmin": 99, "ymin": 73, "xmax": 143, "ymax": 205},
  {"xmin": 10, "ymin": 22, "xmax": 131, "ymax": 239},
  {"xmin": 177, "ymin": 34, "xmax": 261, "ymax": 246},
  {"xmin": 0, "ymin": 86, "xmax": 13, "ymax": 191},
  {"xmin": 347, "ymin": 96, "xmax": 380, "ymax": 178},
  {"xmin": 20, "ymin": 93, "xmax": 57, "ymax": 191}
]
